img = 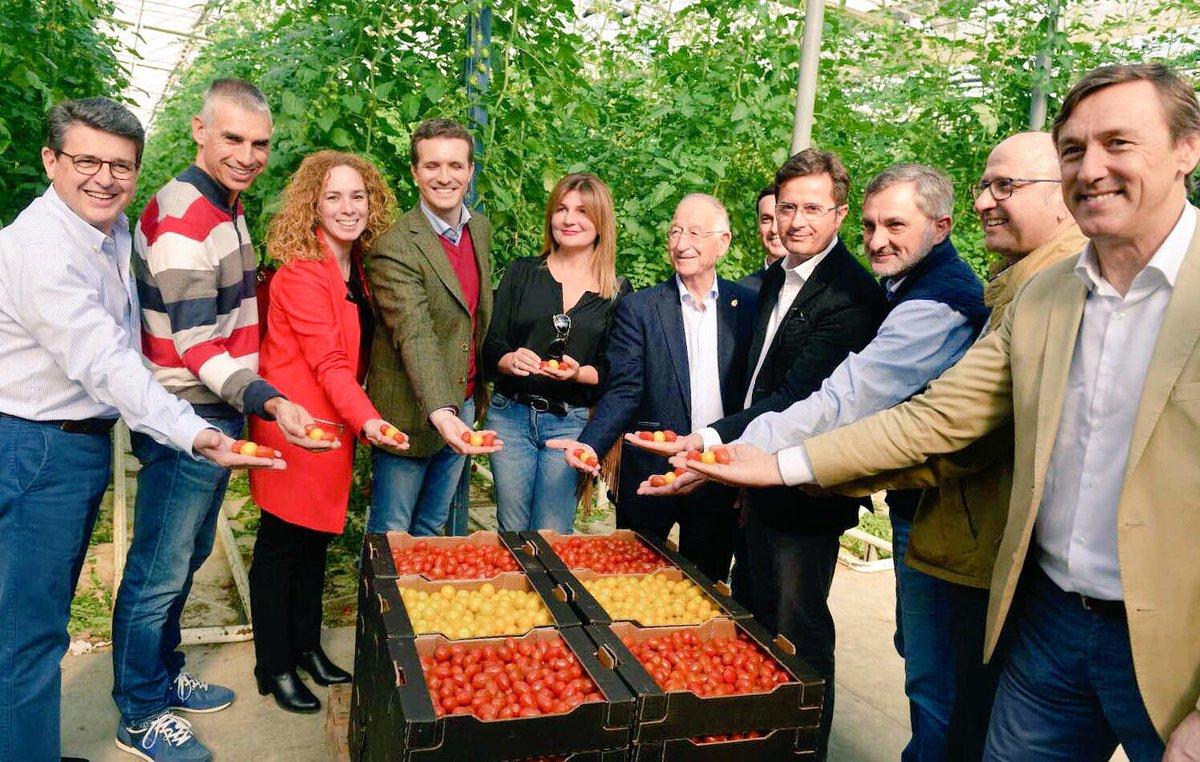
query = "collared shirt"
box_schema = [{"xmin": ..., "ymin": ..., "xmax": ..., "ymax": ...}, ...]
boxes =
[
  {"xmin": 741, "ymin": 237, "xmax": 838, "ymax": 410},
  {"xmin": 1035, "ymin": 203, "xmax": 1196, "ymax": 601},
  {"xmin": 676, "ymin": 274, "xmax": 724, "ymax": 431},
  {"xmin": 0, "ymin": 186, "xmax": 210, "ymax": 454},
  {"xmin": 419, "ymin": 199, "xmax": 472, "ymax": 244},
  {"xmin": 737, "ymin": 297, "xmax": 975, "ymax": 480}
]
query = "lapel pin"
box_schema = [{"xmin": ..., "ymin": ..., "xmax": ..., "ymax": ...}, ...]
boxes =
[{"xmin": 731, "ymin": 299, "xmax": 739, "ymax": 307}]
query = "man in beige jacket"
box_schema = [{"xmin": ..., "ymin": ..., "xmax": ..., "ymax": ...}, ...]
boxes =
[{"xmin": 677, "ymin": 63, "xmax": 1200, "ymax": 760}]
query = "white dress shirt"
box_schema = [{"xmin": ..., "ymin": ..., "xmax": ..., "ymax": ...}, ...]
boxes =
[
  {"xmin": 677, "ymin": 275, "xmax": 724, "ymax": 430},
  {"xmin": 0, "ymin": 186, "xmax": 210, "ymax": 454},
  {"xmin": 1035, "ymin": 204, "xmax": 1196, "ymax": 601}
]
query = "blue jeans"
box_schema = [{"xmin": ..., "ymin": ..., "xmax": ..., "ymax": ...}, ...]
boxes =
[
  {"xmin": 983, "ymin": 564, "xmax": 1163, "ymax": 762},
  {"xmin": 368, "ymin": 400, "xmax": 474, "ymax": 535},
  {"xmin": 112, "ymin": 415, "xmax": 243, "ymax": 726},
  {"xmin": 891, "ymin": 513, "xmax": 999, "ymax": 762},
  {"xmin": 0, "ymin": 416, "xmax": 111, "ymax": 761},
  {"xmin": 485, "ymin": 392, "xmax": 586, "ymax": 533}
]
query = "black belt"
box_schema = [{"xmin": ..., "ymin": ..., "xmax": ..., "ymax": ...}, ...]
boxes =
[
  {"xmin": 1078, "ymin": 594, "xmax": 1126, "ymax": 620},
  {"xmin": 509, "ymin": 393, "xmax": 570, "ymax": 416},
  {"xmin": 0, "ymin": 411, "xmax": 118, "ymax": 435}
]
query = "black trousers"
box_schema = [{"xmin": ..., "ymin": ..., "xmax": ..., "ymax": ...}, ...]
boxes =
[
  {"xmin": 615, "ymin": 487, "xmax": 738, "ymax": 586},
  {"xmin": 745, "ymin": 510, "xmax": 841, "ymax": 762},
  {"xmin": 249, "ymin": 510, "xmax": 335, "ymax": 675}
]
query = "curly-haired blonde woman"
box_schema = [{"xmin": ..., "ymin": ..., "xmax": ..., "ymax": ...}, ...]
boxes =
[{"xmin": 248, "ymin": 150, "xmax": 407, "ymax": 713}]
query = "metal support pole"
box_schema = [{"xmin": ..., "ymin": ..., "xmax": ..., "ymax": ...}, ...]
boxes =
[
  {"xmin": 465, "ymin": 3, "xmax": 492, "ymax": 210},
  {"xmin": 790, "ymin": 0, "xmax": 827, "ymax": 155},
  {"xmin": 1028, "ymin": 0, "xmax": 1059, "ymax": 131}
]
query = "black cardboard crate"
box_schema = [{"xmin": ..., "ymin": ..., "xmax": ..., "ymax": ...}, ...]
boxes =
[
  {"xmin": 630, "ymin": 726, "xmax": 820, "ymax": 760},
  {"xmin": 363, "ymin": 531, "xmax": 545, "ymax": 580},
  {"xmin": 522, "ymin": 530, "xmax": 751, "ymax": 622},
  {"xmin": 349, "ymin": 613, "xmax": 635, "ymax": 761},
  {"xmin": 547, "ymin": 566, "xmax": 749, "ymax": 629},
  {"xmin": 364, "ymin": 566, "xmax": 581, "ymax": 640},
  {"xmin": 585, "ymin": 618, "xmax": 823, "ymax": 742}
]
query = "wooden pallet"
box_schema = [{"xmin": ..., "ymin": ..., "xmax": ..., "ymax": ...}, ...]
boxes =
[{"xmin": 326, "ymin": 683, "xmax": 352, "ymax": 762}]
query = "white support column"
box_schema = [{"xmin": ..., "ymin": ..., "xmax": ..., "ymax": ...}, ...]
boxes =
[{"xmin": 790, "ymin": 0, "xmax": 827, "ymax": 155}]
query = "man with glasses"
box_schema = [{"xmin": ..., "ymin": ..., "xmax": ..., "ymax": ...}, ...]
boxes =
[
  {"xmin": 0, "ymin": 97, "xmax": 280, "ymax": 762},
  {"xmin": 548, "ymin": 194, "xmax": 757, "ymax": 583}
]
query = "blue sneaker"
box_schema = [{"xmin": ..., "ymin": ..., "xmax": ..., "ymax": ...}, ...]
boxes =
[
  {"xmin": 167, "ymin": 672, "xmax": 235, "ymax": 713},
  {"xmin": 115, "ymin": 712, "xmax": 212, "ymax": 761}
]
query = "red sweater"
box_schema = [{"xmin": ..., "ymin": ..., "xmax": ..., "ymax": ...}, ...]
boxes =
[{"xmin": 438, "ymin": 229, "xmax": 480, "ymax": 399}]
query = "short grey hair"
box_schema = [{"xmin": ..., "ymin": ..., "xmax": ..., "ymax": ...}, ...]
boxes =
[
  {"xmin": 46, "ymin": 97, "xmax": 145, "ymax": 164},
  {"xmin": 199, "ymin": 78, "xmax": 271, "ymax": 124},
  {"xmin": 677, "ymin": 193, "xmax": 730, "ymax": 232},
  {"xmin": 864, "ymin": 163, "xmax": 955, "ymax": 221}
]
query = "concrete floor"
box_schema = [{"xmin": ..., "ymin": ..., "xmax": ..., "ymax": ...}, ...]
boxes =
[{"xmin": 60, "ymin": 566, "xmax": 911, "ymax": 762}]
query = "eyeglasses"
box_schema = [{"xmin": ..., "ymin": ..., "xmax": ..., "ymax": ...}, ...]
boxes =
[
  {"xmin": 55, "ymin": 151, "xmax": 139, "ymax": 181},
  {"xmin": 668, "ymin": 227, "xmax": 726, "ymax": 242},
  {"xmin": 775, "ymin": 202, "xmax": 841, "ymax": 222},
  {"xmin": 547, "ymin": 313, "xmax": 572, "ymax": 358},
  {"xmin": 971, "ymin": 177, "xmax": 1060, "ymax": 201}
]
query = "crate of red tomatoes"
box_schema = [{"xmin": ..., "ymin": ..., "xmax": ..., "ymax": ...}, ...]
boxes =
[
  {"xmin": 348, "ymin": 615, "xmax": 637, "ymax": 760},
  {"xmin": 517, "ymin": 531, "xmax": 751, "ymax": 628},
  {"xmin": 363, "ymin": 531, "xmax": 545, "ymax": 581},
  {"xmin": 584, "ymin": 617, "xmax": 824, "ymax": 758}
]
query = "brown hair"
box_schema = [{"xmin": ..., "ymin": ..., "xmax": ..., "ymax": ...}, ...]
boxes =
[
  {"xmin": 540, "ymin": 173, "xmax": 619, "ymax": 299},
  {"xmin": 774, "ymin": 148, "xmax": 851, "ymax": 205},
  {"xmin": 1053, "ymin": 63, "xmax": 1200, "ymax": 145},
  {"xmin": 409, "ymin": 118, "xmax": 474, "ymax": 166},
  {"xmin": 267, "ymin": 150, "xmax": 397, "ymax": 264}
]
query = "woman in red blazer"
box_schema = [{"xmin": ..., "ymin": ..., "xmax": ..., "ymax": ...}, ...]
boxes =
[{"xmin": 248, "ymin": 151, "xmax": 408, "ymax": 714}]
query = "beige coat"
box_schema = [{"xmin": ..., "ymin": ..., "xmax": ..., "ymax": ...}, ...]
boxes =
[{"xmin": 804, "ymin": 221, "xmax": 1200, "ymax": 739}]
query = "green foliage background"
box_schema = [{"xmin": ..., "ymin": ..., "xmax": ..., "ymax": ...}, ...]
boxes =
[
  {"xmin": 131, "ymin": 0, "xmax": 1199, "ymax": 283},
  {"xmin": 0, "ymin": 0, "xmax": 129, "ymax": 225}
]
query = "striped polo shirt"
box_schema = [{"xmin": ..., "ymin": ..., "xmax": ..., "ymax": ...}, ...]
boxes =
[{"xmin": 134, "ymin": 165, "xmax": 279, "ymax": 419}]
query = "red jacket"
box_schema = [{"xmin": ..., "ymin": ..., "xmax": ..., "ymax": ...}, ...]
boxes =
[{"xmin": 249, "ymin": 241, "xmax": 380, "ymax": 533}]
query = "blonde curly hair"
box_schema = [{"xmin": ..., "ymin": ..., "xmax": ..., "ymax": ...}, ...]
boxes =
[{"xmin": 267, "ymin": 150, "xmax": 397, "ymax": 264}]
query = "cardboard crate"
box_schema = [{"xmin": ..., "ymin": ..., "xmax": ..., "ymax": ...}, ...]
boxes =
[
  {"xmin": 548, "ymin": 567, "xmax": 750, "ymax": 629},
  {"xmin": 586, "ymin": 618, "xmax": 823, "ymax": 743},
  {"xmin": 363, "ymin": 568, "xmax": 581, "ymax": 641},
  {"xmin": 348, "ymin": 616, "xmax": 635, "ymax": 761},
  {"xmin": 630, "ymin": 727, "xmax": 820, "ymax": 760},
  {"xmin": 363, "ymin": 531, "xmax": 545, "ymax": 580}
]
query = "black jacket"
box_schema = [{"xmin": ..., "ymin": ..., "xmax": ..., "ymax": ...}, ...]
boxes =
[{"xmin": 712, "ymin": 239, "xmax": 886, "ymax": 534}]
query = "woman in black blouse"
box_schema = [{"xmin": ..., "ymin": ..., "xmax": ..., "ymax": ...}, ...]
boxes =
[{"xmin": 484, "ymin": 173, "xmax": 629, "ymax": 532}]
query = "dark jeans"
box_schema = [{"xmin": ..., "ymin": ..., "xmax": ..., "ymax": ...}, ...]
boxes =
[
  {"xmin": 617, "ymin": 487, "xmax": 737, "ymax": 585},
  {"xmin": 983, "ymin": 564, "xmax": 1163, "ymax": 762},
  {"xmin": 0, "ymin": 416, "xmax": 112, "ymax": 761},
  {"xmin": 891, "ymin": 514, "xmax": 1000, "ymax": 762},
  {"xmin": 745, "ymin": 510, "xmax": 840, "ymax": 762},
  {"xmin": 249, "ymin": 510, "xmax": 335, "ymax": 675},
  {"xmin": 112, "ymin": 415, "xmax": 243, "ymax": 726}
]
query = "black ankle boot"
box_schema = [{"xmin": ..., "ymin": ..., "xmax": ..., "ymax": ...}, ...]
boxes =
[
  {"xmin": 296, "ymin": 647, "xmax": 351, "ymax": 685},
  {"xmin": 255, "ymin": 669, "xmax": 321, "ymax": 714}
]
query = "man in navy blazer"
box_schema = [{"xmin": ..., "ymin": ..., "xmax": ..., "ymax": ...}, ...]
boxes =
[{"xmin": 550, "ymin": 194, "xmax": 756, "ymax": 583}]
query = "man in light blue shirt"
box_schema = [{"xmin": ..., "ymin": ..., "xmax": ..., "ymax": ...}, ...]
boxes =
[{"xmin": 0, "ymin": 98, "xmax": 279, "ymax": 762}]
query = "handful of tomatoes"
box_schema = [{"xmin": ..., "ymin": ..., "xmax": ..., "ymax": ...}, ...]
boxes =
[
  {"xmin": 419, "ymin": 637, "xmax": 603, "ymax": 720},
  {"xmin": 391, "ymin": 541, "xmax": 520, "ymax": 580},
  {"xmin": 550, "ymin": 536, "xmax": 669, "ymax": 574},
  {"xmin": 621, "ymin": 630, "xmax": 791, "ymax": 697}
]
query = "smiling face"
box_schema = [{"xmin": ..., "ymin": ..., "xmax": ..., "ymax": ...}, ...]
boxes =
[
  {"xmin": 974, "ymin": 133, "xmax": 1067, "ymax": 261},
  {"xmin": 1057, "ymin": 80, "xmax": 1200, "ymax": 251},
  {"xmin": 776, "ymin": 173, "xmax": 847, "ymax": 265},
  {"xmin": 192, "ymin": 98, "xmax": 272, "ymax": 196},
  {"xmin": 757, "ymin": 193, "xmax": 788, "ymax": 263},
  {"xmin": 668, "ymin": 196, "xmax": 730, "ymax": 280},
  {"xmin": 550, "ymin": 189, "xmax": 598, "ymax": 252},
  {"xmin": 861, "ymin": 181, "xmax": 950, "ymax": 279},
  {"xmin": 316, "ymin": 164, "xmax": 369, "ymax": 251},
  {"xmin": 41, "ymin": 122, "xmax": 139, "ymax": 234},
  {"xmin": 411, "ymin": 136, "xmax": 473, "ymax": 223}
]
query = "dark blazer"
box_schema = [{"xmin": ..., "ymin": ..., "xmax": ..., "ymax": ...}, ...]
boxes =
[
  {"xmin": 712, "ymin": 239, "xmax": 886, "ymax": 534},
  {"xmin": 736, "ymin": 266, "xmax": 768, "ymax": 297},
  {"xmin": 366, "ymin": 206, "xmax": 493, "ymax": 457},
  {"xmin": 579, "ymin": 276, "xmax": 757, "ymax": 516}
]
